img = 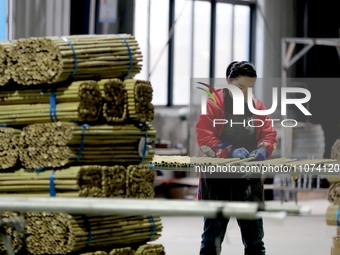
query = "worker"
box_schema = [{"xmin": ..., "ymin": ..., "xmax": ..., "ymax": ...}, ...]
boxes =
[{"xmin": 196, "ymin": 61, "xmax": 277, "ymax": 255}]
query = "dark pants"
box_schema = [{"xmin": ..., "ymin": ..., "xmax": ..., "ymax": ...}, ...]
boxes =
[{"xmin": 200, "ymin": 217, "xmax": 265, "ymax": 255}]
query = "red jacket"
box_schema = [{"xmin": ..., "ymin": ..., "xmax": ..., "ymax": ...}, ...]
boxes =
[{"xmin": 196, "ymin": 89, "xmax": 277, "ymax": 158}]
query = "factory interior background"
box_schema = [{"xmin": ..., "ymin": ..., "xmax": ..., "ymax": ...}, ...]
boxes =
[{"xmin": 0, "ymin": 0, "xmax": 340, "ymax": 254}]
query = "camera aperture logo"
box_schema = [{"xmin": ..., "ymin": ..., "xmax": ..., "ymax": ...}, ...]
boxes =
[
  {"xmin": 196, "ymin": 82, "xmax": 223, "ymax": 107},
  {"xmin": 196, "ymin": 82, "xmax": 312, "ymax": 128}
]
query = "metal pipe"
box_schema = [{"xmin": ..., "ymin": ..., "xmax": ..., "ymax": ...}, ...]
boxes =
[
  {"xmin": 7, "ymin": 0, "xmax": 13, "ymax": 40},
  {"xmin": 0, "ymin": 197, "xmax": 308, "ymax": 218}
]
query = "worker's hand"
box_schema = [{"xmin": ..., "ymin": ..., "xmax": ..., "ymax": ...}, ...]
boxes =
[
  {"xmin": 230, "ymin": 147, "xmax": 250, "ymax": 159},
  {"xmin": 249, "ymin": 147, "xmax": 267, "ymax": 161}
]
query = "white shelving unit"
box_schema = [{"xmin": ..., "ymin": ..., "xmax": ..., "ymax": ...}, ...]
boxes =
[{"xmin": 281, "ymin": 37, "xmax": 340, "ymax": 157}]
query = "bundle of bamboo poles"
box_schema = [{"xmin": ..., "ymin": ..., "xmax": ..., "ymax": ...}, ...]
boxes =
[
  {"xmin": 0, "ymin": 212, "xmax": 24, "ymax": 255},
  {"xmin": 23, "ymin": 213, "xmax": 162, "ymax": 255},
  {"xmin": 326, "ymin": 205, "xmax": 340, "ymax": 226},
  {"xmin": 328, "ymin": 182, "xmax": 340, "ymax": 205},
  {"xmin": 81, "ymin": 252, "xmax": 108, "ymax": 255},
  {"xmin": 108, "ymin": 247, "xmax": 134, "ymax": 255},
  {"xmin": 134, "ymin": 244, "xmax": 165, "ymax": 255},
  {"xmin": 0, "ymin": 41, "xmax": 11, "ymax": 86},
  {"xmin": 0, "ymin": 165, "xmax": 155, "ymax": 198},
  {"xmin": 99, "ymin": 78, "xmax": 127, "ymax": 123},
  {"xmin": 0, "ymin": 167, "xmax": 81, "ymax": 197},
  {"xmin": 331, "ymin": 139, "xmax": 340, "ymax": 162},
  {"xmin": 78, "ymin": 244, "xmax": 165, "ymax": 255},
  {"xmin": 8, "ymin": 34, "xmax": 142, "ymax": 85},
  {"xmin": 101, "ymin": 165, "xmax": 126, "ymax": 197},
  {"xmin": 78, "ymin": 165, "xmax": 105, "ymax": 197},
  {"xmin": 80, "ymin": 247, "xmax": 133, "ymax": 255},
  {"xmin": 79, "ymin": 165, "xmax": 155, "ymax": 198},
  {"xmin": 19, "ymin": 122, "xmax": 156, "ymax": 169},
  {"xmin": 125, "ymin": 79, "xmax": 154, "ymax": 122},
  {"xmin": 126, "ymin": 165, "xmax": 155, "ymax": 198},
  {"xmin": 0, "ymin": 128, "xmax": 20, "ymax": 171},
  {"xmin": 0, "ymin": 80, "xmax": 103, "ymax": 125}
]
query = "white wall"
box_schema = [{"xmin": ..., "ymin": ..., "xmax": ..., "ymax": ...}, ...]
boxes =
[{"xmin": 255, "ymin": 0, "xmax": 296, "ymax": 106}]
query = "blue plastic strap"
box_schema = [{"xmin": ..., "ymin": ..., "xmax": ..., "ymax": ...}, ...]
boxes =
[
  {"xmin": 77, "ymin": 124, "xmax": 89, "ymax": 161},
  {"xmin": 49, "ymin": 170, "xmax": 56, "ymax": 197},
  {"xmin": 61, "ymin": 37, "xmax": 78, "ymax": 79},
  {"xmin": 49, "ymin": 89, "xmax": 58, "ymax": 122},
  {"xmin": 138, "ymin": 122, "xmax": 147, "ymax": 163},
  {"xmin": 82, "ymin": 216, "xmax": 92, "ymax": 246},
  {"xmin": 337, "ymin": 207, "xmax": 340, "ymax": 226},
  {"xmin": 141, "ymin": 129, "xmax": 147, "ymax": 162},
  {"xmin": 34, "ymin": 166, "xmax": 49, "ymax": 172},
  {"xmin": 148, "ymin": 216, "xmax": 155, "ymax": 239},
  {"xmin": 119, "ymin": 35, "xmax": 133, "ymax": 78}
]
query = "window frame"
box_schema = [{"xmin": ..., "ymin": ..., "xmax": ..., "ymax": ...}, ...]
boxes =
[{"xmin": 137, "ymin": 0, "xmax": 256, "ymax": 106}]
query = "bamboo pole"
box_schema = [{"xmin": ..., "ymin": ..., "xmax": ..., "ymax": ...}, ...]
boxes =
[{"xmin": 8, "ymin": 34, "xmax": 143, "ymax": 85}]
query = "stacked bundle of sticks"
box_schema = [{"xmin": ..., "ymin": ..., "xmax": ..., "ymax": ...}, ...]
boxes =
[
  {"xmin": 0, "ymin": 41, "xmax": 11, "ymax": 86},
  {"xmin": 19, "ymin": 122, "xmax": 73, "ymax": 169},
  {"xmin": 81, "ymin": 252, "xmax": 108, "ymax": 255},
  {"xmin": 107, "ymin": 247, "xmax": 134, "ymax": 255},
  {"xmin": 0, "ymin": 128, "xmax": 20, "ymax": 171},
  {"xmin": 101, "ymin": 165, "xmax": 126, "ymax": 197},
  {"xmin": 0, "ymin": 165, "xmax": 155, "ymax": 198},
  {"xmin": 99, "ymin": 79, "xmax": 127, "ymax": 123},
  {"xmin": 0, "ymin": 167, "xmax": 80, "ymax": 197},
  {"xmin": 23, "ymin": 213, "xmax": 162, "ymax": 255},
  {"xmin": 135, "ymin": 244, "xmax": 165, "ymax": 255},
  {"xmin": 327, "ymin": 140, "xmax": 340, "ymax": 216},
  {"xmin": 78, "ymin": 165, "xmax": 105, "ymax": 197},
  {"xmin": 0, "ymin": 80, "xmax": 103, "ymax": 125},
  {"xmin": 328, "ymin": 182, "xmax": 340, "ymax": 205},
  {"xmin": 79, "ymin": 244, "xmax": 165, "ymax": 255},
  {"xmin": 19, "ymin": 122, "xmax": 155, "ymax": 169},
  {"xmin": 331, "ymin": 139, "xmax": 340, "ymax": 162},
  {"xmin": 126, "ymin": 165, "xmax": 155, "ymax": 198},
  {"xmin": 326, "ymin": 205, "xmax": 340, "ymax": 226},
  {"xmin": 0, "ymin": 212, "xmax": 24, "ymax": 255},
  {"xmin": 78, "ymin": 165, "xmax": 155, "ymax": 198},
  {"xmin": 125, "ymin": 80, "xmax": 154, "ymax": 122},
  {"xmin": 8, "ymin": 34, "xmax": 142, "ymax": 85}
]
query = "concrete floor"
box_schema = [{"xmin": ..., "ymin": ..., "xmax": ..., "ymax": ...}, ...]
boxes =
[{"xmin": 152, "ymin": 200, "xmax": 335, "ymax": 255}]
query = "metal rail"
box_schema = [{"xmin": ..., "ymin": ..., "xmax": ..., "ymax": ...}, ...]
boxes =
[{"xmin": 0, "ymin": 197, "xmax": 310, "ymax": 219}]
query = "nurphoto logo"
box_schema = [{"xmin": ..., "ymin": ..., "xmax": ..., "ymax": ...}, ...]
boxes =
[{"xmin": 196, "ymin": 82, "xmax": 312, "ymax": 128}]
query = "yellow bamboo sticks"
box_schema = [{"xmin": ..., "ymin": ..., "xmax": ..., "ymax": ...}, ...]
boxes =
[
  {"xmin": 8, "ymin": 34, "xmax": 143, "ymax": 85},
  {"xmin": 0, "ymin": 41, "xmax": 11, "ymax": 86}
]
